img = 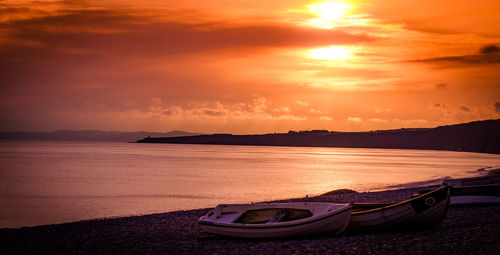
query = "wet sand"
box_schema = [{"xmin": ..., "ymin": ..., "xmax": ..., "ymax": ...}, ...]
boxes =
[{"xmin": 1, "ymin": 186, "xmax": 499, "ymax": 254}]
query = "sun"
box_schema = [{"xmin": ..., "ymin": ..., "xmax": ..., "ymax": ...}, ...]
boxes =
[
  {"xmin": 308, "ymin": 46, "xmax": 354, "ymax": 60},
  {"xmin": 307, "ymin": 1, "xmax": 353, "ymax": 29},
  {"xmin": 309, "ymin": 2, "xmax": 351, "ymax": 21}
]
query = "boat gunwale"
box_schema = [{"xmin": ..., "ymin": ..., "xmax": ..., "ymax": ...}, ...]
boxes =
[{"xmin": 351, "ymin": 186, "xmax": 449, "ymax": 215}]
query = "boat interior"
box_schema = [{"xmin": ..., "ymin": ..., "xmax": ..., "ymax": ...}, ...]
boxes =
[{"xmin": 235, "ymin": 208, "xmax": 313, "ymax": 224}]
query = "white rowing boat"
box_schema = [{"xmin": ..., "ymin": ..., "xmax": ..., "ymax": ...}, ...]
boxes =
[
  {"xmin": 448, "ymin": 185, "xmax": 500, "ymax": 205},
  {"xmin": 199, "ymin": 202, "xmax": 352, "ymax": 238},
  {"xmin": 348, "ymin": 186, "xmax": 450, "ymax": 231},
  {"xmin": 443, "ymin": 168, "xmax": 500, "ymax": 206}
]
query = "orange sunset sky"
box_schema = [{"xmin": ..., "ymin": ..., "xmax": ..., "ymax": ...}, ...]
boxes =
[{"xmin": 1, "ymin": 0, "xmax": 499, "ymax": 134}]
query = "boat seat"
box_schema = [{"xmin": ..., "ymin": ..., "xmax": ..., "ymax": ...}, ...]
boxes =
[
  {"xmin": 268, "ymin": 210, "xmax": 290, "ymax": 223},
  {"xmin": 217, "ymin": 212, "xmax": 243, "ymax": 223}
]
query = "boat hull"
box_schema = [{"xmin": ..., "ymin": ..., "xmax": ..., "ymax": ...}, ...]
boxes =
[
  {"xmin": 348, "ymin": 186, "xmax": 450, "ymax": 231},
  {"xmin": 450, "ymin": 195, "xmax": 500, "ymax": 205},
  {"xmin": 199, "ymin": 202, "xmax": 352, "ymax": 239},
  {"xmin": 449, "ymin": 183, "xmax": 500, "ymax": 206}
]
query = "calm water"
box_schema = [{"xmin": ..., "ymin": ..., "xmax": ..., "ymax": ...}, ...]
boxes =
[{"xmin": 1, "ymin": 140, "xmax": 499, "ymax": 228}]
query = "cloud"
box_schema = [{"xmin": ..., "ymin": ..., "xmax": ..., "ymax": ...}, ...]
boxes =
[
  {"xmin": 411, "ymin": 44, "xmax": 500, "ymax": 66},
  {"xmin": 407, "ymin": 119, "xmax": 428, "ymax": 124},
  {"xmin": 479, "ymin": 45, "xmax": 500, "ymax": 54},
  {"xmin": 319, "ymin": 116, "xmax": 332, "ymax": 121},
  {"xmin": 430, "ymin": 102, "xmax": 480, "ymax": 118},
  {"xmin": 296, "ymin": 100, "xmax": 308, "ymax": 106},
  {"xmin": 435, "ymin": 83, "xmax": 447, "ymax": 89},
  {"xmin": 347, "ymin": 117, "xmax": 362, "ymax": 122},
  {"xmin": 368, "ymin": 118, "xmax": 388, "ymax": 122},
  {"xmin": 141, "ymin": 98, "xmax": 309, "ymax": 122},
  {"xmin": 374, "ymin": 107, "xmax": 391, "ymax": 113},
  {"xmin": 459, "ymin": 105, "xmax": 470, "ymax": 112},
  {"xmin": 309, "ymin": 108, "xmax": 327, "ymax": 115},
  {"xmin": 495, "ymin": 102, "xmax": 500, "ymax": 113},
  {"xmin": 150, "ymin": 97, "xmax": 162, "ymax": 105},
  {"xmin": 368, "ymin": 0, "xmax": 500, "ymax": 36},
  {"xmin": 201, "ymin": 110, "xmax": 226, "ymax": 117},
  {"xmin": 0, "ymin": 6, "xmax": 377, "ymax": 97},
  {"xmin": 1, "ymin": 8, "xmax": 375, "ymax": 59}
]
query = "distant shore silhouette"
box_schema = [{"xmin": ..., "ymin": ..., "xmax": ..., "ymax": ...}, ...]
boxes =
[{"xmin": 137, "ymin": 119, "xmax": 500, "ymax": 154}]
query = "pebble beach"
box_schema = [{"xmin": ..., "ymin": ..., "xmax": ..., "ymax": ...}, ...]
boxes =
[{"xmin": 1, "ymin": 186, "xmax": 499, "ymax": 254}]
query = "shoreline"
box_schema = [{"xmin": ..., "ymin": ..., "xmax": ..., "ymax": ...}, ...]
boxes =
[
  {"xmin": 0, "ymin": 178, "xmax": 459, "ymax": 230},
  {"xmin": 137, "ymin": 139, "xmax": 500, "ymax": 155},
  {"xmin": 1, "ymin": 186, "xmax": 499, "ymax": 254}
]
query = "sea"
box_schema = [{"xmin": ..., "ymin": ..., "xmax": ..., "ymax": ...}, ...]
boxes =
[{"xmin": 1, "ymin": 140, "xmax": 499, "ymax": 228}]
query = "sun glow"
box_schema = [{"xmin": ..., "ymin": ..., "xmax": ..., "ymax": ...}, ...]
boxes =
[
  {"xmin": 308, "ymin": 1, "xmax": 353, "ymax": 29},
  {"xmin": 308, "ymin": 46, "xmax": 354, "ymax": 60}
]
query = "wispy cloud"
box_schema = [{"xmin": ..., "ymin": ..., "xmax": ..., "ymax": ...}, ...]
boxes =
[
  {"xmin": 1, "ymin": 7, "xmax": 375, "ymax": 58},
  {"xmin": 411, "ymin": 45, "xmax": 500, "ymax": 66},
  {"xmin": 347, "ymin": 117, "xmax": 362, "ymax": 122},
  {"xmin": 368, "ymin": 118, "xmax": 388, "ymax": 122},
  {"xmin": 368, "ymin": 0, "xmax": 500, "ymax": 36},
  {"xmin": 296, "ymin": 100, "xmax": 308, "ymax": 106},
  {"xmin": 435, "ymin": 83, "xmax": 447, "ymax": 90}
]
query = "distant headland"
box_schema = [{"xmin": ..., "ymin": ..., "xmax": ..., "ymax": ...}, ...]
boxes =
[{"xmin": 137, "ymin": 119, "xmax": 500, "ymax": 154}]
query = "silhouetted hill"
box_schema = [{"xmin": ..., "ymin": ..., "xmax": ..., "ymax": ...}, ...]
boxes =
[
  {"xmin": 0, "ymin": 130, "xmax": 202, "ymax": 142},
  {"xmin": 137, "ymin": 119, "xmax": 500, "ymax": 154}
]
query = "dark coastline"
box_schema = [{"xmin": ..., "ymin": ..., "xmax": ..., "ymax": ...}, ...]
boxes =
[
  {"xmin": 1, "ymin": 186, "xmax": 499, "ymax": 254},
  {"xmin": 137, "ymin": 119, "xmax": 500, "ymax": 154}
]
